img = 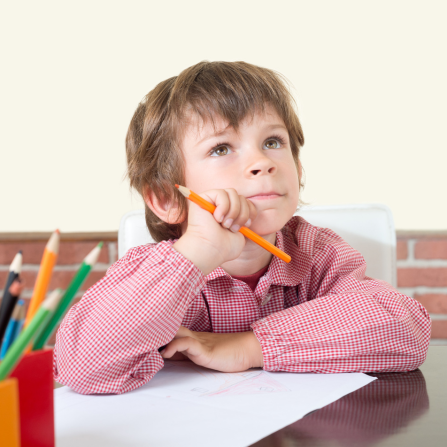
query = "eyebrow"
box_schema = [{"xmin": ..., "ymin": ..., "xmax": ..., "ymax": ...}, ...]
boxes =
[{"xmin": 197, "ymin": 123, "xmax": 288, "ymax": 145}]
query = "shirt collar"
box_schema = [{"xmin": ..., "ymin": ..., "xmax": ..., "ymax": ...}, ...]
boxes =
[{"xmin": 204, "ymin": 217, "xmax": 314, "ymax": 287}]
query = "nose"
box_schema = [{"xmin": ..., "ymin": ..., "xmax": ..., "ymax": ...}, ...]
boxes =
[{"xmin": 246, "ymin": 152, "xmax": 277, "ymax": 177}]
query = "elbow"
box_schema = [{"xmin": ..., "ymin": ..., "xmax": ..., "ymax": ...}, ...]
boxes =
[
  {"xmin": 53, "ymin": 333, "xmax": 163, "ymax": 395},
  {"xmin": 384, "ymin": 316, "xmax": 431, "ymax": 373},
  {"xmin": 389, "ymin": 298, "xmax": 432, "ymax": 372}
]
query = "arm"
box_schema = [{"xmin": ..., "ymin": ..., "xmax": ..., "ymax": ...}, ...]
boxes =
[
  {"xmin": 53, "ymin": 241, "xmax": 206, "ymax": 394},
  {"xmin": 251, "ymin": 229, "xmax": 431, "ymax": 373}
]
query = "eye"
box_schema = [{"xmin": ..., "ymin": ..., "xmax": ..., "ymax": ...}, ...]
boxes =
[
  {"xmin": 210, "ymin": 144, "xmax": 231, "ymax": 157},
  {"xmin": 264, "ymin": 139, "xmax": 280, "ymax": 149}
]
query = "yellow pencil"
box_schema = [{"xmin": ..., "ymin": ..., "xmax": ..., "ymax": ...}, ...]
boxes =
[
  {"xmin": 175, "ymin": 185, "xmax": 291, "ymax": 263},
  {"xmin": 24, "ymin": 229, "xmax": 60, "ymax": 327}
]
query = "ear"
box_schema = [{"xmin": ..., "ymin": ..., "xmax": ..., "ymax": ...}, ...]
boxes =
[
  {"xmin": 143, "ymin": 186, "xmax": 185, "ymax": 224},
  {"xmin": 298, "ymin": 159, "xmax": 303, "ymax": 181}
]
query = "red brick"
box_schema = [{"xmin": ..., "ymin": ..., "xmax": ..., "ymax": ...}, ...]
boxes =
[
  {"xmin": 0, "ymin": 241, "xmax": 46, "ymax": 265},
  {"xmin": 79, "ymin": 271, "xmax": 107, "ymax": 290},
  {"xmin": 0, "ymin": 240, "xmax": 110, "ymax": 266},
  {"xmin": 109, "ymin": 242, "xmax": 118, "ymax": 263},
  {"xmin": 431, "ymin": 320, "xmax": 447, "ymax": 339},
  {"xmin": 415, "ymin": 240, "xmax": 447, "ymax": 260},
  {"xmin": 3, "ymin": 269, "xmax": 106, "ymax": 295},
  {"xmin": 396, "ymin": 240, "xmax": 408, "ymax": 260},
  {"xmin": 0, "ymin": 271, "xmax": 9, "ymax": 289},
  {"xmin": 47, "ymin": 270, "xmax": 106, "ymax": 290},
  {"xmin": 397, "ymin": 268, "xmax": 447, "ymax": 287},
  {"xmin": 57, "ymin": 241, "xmax": 109, "ymax": 265},
  {"xmin": 17, "ymin": 270, "xmax": 39, "ymax": 292},
  {"xmin": 414, "ymin": 294, "xmax": 447, "ymax": 314}
]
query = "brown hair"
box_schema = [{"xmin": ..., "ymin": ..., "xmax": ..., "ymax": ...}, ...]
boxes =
[{"xmin": 125, "ymin": 61, "xmax": 305, "ymax": 243}]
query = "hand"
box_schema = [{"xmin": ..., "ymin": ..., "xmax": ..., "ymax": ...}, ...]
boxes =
[
  {"xmin": 161, "ymin": 326, "xmax": 264, "ymax": 372},
  {"xmin": 173, "ymin": 188, "xmax": 257, "ymax": 275}
]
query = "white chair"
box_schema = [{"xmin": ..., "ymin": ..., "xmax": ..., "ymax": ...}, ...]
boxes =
[{"xmin": 118, "ymin": 204, "xmax": 397, "ymax": 287}]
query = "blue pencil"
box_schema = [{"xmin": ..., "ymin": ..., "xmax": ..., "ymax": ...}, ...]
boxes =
[
  {"xmin": 12, "ymin": 306, "xmax": 26, "ymax": 344},
  {"xmin": 0, "ymin": 300, "xmax": 24, "ymax": 359}
]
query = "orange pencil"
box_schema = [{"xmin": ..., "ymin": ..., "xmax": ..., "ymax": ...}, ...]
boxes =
[
  {"xmin": 24, "ymin": 229, "xmax": 60, "ymax": 327},
  {"xmin": 175, "ymin": 185, "xmax": 291, "ymax": 263}
]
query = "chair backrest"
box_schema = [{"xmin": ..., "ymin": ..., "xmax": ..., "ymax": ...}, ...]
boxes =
[{"xmin": 118, "ymin": 204, "xmax": 396, "ymax": 287}]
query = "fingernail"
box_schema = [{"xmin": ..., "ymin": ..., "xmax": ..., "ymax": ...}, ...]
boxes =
[
  {"xmin": 219, "ymin": 215, "xmax": 224, "ymax": 223},
  {"xmin": 245, "ymin": 219, "xmax": 251, "ymax": 227},
  {"xmin": 230, "ymin": 224, "xmax": 240, "ymax": 232},
  {"xmin": 223, "ymin": 218, "xmax": 233, "ymax": 228}
]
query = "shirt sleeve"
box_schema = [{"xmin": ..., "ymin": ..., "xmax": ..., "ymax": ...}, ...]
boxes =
[
  {"xmin": 53, "ymin": 241, "xmax": 206, "ymax": 395},
  {"xmin": 251, "ymin": 228, "xmax": 431, "ymax": 374}
]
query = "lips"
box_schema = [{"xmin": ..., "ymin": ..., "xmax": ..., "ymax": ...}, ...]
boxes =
[{"xmin": 247, "ymin": 192, "xmax": 283, "ymax": 199}]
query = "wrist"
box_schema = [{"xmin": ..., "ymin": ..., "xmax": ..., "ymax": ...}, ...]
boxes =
[
  {"xmin": 245, "ymin": 331, "xmax": 264, "ymax": 368},
  {"xmin": 173, "ymin": 234, "xmax": 223, "ymax": 276}
]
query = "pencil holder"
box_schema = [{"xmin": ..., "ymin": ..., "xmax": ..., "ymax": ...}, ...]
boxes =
[
  {"xmin": 9, "ymin": 348, "xmax": 54, "ymax": 447},
  {"xmin": 0, "ymin": 377, "xmax": 21, "ymax": 447}
]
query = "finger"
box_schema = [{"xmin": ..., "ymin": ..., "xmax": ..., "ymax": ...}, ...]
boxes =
[
  {"xmin": 199, "ymin": 189, "xmax": 230, "ymax": 225},
  {"xmin": 221, "ymin": 188, "xmax": 241, "ymax": 230},
  {"xmin": 168, "ymin": 351, "xmax": 189, "ymax": 361},
  {"xmin": 161, "ymin": 337, "xmax": 201, "ymax": 359},
  {"xmin": 174, "ymin": 326, "xmax": 191, "ymax": 339},
  {"xmin": 230, "ymin": 195, "xmax": 250, "ymax": 232},
  {"xmin": 246, "ymin": 198, "xmax": 258, "ymax": 226}
]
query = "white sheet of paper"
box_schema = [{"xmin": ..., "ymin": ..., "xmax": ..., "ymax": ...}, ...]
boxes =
[{"xmin": 55, "ymin": 361, "xmax": 376, "ymax": 447}]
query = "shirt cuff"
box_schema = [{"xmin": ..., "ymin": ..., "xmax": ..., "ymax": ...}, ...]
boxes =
[{"xmin": 251, "ymin": 319, "xmax": 282, "ymax": 372}]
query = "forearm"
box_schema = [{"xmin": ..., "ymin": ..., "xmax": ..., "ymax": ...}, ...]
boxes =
[
  {"xmin": 53, "ymin": 242, "xmax": 207, "ymax": 394},
  {"xmin": 245, "ymin": 331, "xmax": 264, "ymax": 368},
  {"xmin": 161, "ymin": 327, "xmax": 264, "ymax": 372},
  {"xmin": 252, "ymin": 289, "xmax": 431, "ymax": 374}
]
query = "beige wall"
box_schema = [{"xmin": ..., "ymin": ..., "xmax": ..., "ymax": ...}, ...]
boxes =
[{"xmin": 1, "ymin": 0, "xmax": 446, "ymax": 232}]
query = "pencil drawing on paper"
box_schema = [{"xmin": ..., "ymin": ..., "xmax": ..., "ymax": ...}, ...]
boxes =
[
  {"xmin": 167, "ymin": 362, "xmax": 291, "ymax": 397},
  {"xmin": 191, "ymin": 370, "xmax": 290, "ymax": 397}
]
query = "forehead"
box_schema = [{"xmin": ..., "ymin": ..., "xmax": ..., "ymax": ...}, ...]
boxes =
[{"xmin": 180, "ymin": 104, "xmax": 286, "ymax": 146}]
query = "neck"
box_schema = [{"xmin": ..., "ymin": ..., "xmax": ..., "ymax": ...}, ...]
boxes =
[{"xmin": 221, "ymin": 232, "xmax": 276, "ymax": 276}]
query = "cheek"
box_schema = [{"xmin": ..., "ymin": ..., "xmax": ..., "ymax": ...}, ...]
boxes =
[{"xmin": 185, "ymin": 161, "xmax": 237, "ymax": 192}]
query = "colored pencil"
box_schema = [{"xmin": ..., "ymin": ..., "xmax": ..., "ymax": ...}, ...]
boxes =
[
  {"xmin": 0, "ymin": 289, "xmax": 63, "ymax": 380},
  {"xmin": 11, "ymin": 305, "xmax": 26, "ymax": 347},
  {"xmin": 0, "ymin": 300, "xmax": 24, "ymax": 359},
  {"xmin": 33, "ymin": 242, "xmax": 103, "ymax": 350},
  {"xmin": 24, "ymin": 230, "xmax": 60, "ymax": 328},
  {"xmin": 0, "ymin": 251, "xmax": 22, "ymax": 343},
  {"xmin": 175, "ymin": 184, "xmax": 291, "ymax": 263}
]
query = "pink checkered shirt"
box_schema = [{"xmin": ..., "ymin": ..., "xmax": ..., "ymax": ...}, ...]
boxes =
[{"xmin": 53, "ymin": 216, "xmax": 431, "ymax": 395}]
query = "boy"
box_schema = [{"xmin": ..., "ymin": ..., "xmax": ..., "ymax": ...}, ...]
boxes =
[{"xmin": 53, "ymin": 61, "xmax": 430, "ymax": 395}]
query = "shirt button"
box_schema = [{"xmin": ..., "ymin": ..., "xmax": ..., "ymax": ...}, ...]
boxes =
[{"xmin": 261, "ymin": 293, "xmax": 272, "ymax": 306}]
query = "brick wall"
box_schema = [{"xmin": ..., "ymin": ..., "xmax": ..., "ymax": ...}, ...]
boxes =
[
  {"xmin": 1, "ymin": 231, "xmax": 446, "ymax": 347},
  {"xmin": 397, "ymin": 231, "xmax": 447, "ymax": 345},
  {"xmin": 0, "ymin": 233, "xmax": 118, "ymax": 346}
]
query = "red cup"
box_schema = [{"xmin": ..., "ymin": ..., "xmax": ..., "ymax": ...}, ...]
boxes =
[{"xmin": 9, "ymin": 348, "xmax": 54, "ymax": 447}]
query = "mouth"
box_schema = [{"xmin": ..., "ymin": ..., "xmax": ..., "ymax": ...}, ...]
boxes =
[{"xmin": 247, "ymin": 193, "xmax": 283, "ymax": 200}]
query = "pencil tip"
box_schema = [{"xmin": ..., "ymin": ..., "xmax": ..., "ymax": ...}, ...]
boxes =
[
  {"xmin": 55, "ymin": 229, "xmax": 60, "ymax": 234},
  {"xmin": 18, "ymin": 250, "xmax": 22, "ymax": 254},
  {"xmin": 175, "ymin": 184, "xmax": 179, "ymax": 188},
  {"xmin": 98, "ymin": 241, "xmax": 103, "ymax": 248}
]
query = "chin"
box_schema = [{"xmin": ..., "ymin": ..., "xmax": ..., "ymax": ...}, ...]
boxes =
[{"xmin": 250, "ymin": 212, "xmax": 289, "ymax": 236}]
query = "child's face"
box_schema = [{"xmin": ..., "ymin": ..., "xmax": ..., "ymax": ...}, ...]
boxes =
[{"xmin": 181, "ymin": 104, "xmax": 300, "ymax": 237}]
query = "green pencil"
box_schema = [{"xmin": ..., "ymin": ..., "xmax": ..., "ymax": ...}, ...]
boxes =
[
  {"xmin": 0, "ymin": 289, "xmax": 63, "ymax": 380},
  {"xmin": 32, "ymin": 242, "xmax": 103, "ymax": 350}
]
